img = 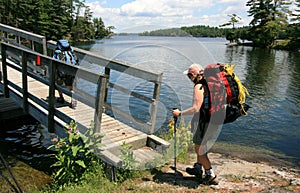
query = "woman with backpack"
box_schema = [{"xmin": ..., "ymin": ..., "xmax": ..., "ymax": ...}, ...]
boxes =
[{"xmin": 172, "ymin": 63, "xmax": 219, "ymax": 185}]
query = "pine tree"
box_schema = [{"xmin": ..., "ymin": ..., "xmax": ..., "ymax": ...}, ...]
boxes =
[
  {"xmin": 0, "ymin": 0, "xmax": 113, "ymax": 41},
  {"xmin": 288, "ymin": 0, "xmax": 300, "ymax": 48},
  {"xmin": 246, "ymin": 0, "xmax": 291, "ymax": 47},
  {"xmin": 291, "ymin": 0, "xmax": 300, "ymax": 22}
]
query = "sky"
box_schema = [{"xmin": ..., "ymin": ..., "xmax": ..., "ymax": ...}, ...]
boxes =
[{"xmin": 85, "ymin": 0, "xmax": 253, "ymax": 33}]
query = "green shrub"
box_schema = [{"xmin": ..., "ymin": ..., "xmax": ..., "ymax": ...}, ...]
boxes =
[
  {"xmin": 49, "ymin": 120, "xmax": 104, "ymax": 186},
  {"xmin": 116, "ymin": 141, "xmax": 140, "ymax": 182},
  {"xmin": 161, "ymin": 118, "xmax": 193, "ymax": 163}
]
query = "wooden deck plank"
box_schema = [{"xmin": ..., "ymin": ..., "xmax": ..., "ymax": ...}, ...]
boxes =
[
  {"xmin": 100, "ymin": 133, "xmax": 148, "ymax": 151},
  {"xmin": 5, "ymin": 65, "xmax": 147, "ymax": 144},
  {"xmin": 102, "ymin": 131, "xmax": 142, "ymax": 144}
]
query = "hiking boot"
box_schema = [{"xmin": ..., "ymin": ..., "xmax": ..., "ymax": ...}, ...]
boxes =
[
  {"xmin": 69, "ymin": 99, "xmax": 77, "ymax": 109},
  {"xmin": 186, "ymin": 163, "xmax": 203, "ymax": 178},
  {"xmin": 202, "ymin": 174, "xmax": 218, "ymax": 185},
  {"xmin": 57, "ymin": 97, "xmax": 65, "ymax": 104}
]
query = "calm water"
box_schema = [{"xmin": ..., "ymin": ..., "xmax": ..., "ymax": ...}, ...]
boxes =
[
  {"xmin": 1, "ymin": 36, "xmax": 299, "ymax": 169},
  {"xmin": 77, "ymin": 35, "xmax": 300, "ymax": 167},
  {"xmin": 0, "ymin": 116, "xmax": 56, "ymax": 172}
]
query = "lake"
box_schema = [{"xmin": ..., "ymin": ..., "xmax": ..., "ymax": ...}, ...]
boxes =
[{"xmin": 76, "ymin": 35, "xmax": 300, "ymax": 167}]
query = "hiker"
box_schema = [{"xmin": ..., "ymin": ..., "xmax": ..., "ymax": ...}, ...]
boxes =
[
  {"xmin": 172, "ymin": 63, "xmax": 219, "ymax": 185},
  {"xmin": 53, "ymin": 39, "xmax": 78, "ymax": 108}
]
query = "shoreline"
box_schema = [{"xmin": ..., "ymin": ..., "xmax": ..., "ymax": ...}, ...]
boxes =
[
  {"xmin": 150, "ymin": 151, "xmax": 300, "ymax": 192},
  {"xmin": 1, "ymin": 149, "xmax": 299, "ymax": 192},
  {"xmin": 211, "ymin": 141, "xmax": 300, "ymax": 170}
]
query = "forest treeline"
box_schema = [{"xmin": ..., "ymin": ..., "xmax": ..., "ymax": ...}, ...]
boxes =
[
  {"xmin": 140, "ymin": 26, "xmax": 231, "ymax": 38},
  {"xmin": 0, "ymin": 0, "xmax": 114, "ymax": 42},
  {"xmin": 140, "ymin": 0, "xmax": 300, "ymax": 50},
  {"xmin": 1, "ymin": 0, "xmax": 299, "ymax": 49}
]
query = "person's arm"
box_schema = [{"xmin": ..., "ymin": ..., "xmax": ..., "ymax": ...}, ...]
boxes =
[{"xmin": 173, "ymin": 84, "xmax": 204, "ymax": 117}]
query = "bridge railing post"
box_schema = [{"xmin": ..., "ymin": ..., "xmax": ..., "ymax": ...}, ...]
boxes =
[
  {"xmin": 94, "ymin": 75, "xmax": 108, "ymax": 133},
  {"xmin": 21, "ymin": 51, "xmax": 29, "ymax": 114},
  {"xmin": 1, "ymin": 44, "xmax": 9, "ymax": 98},
  {"xmin": 48, "ymin": 60, "xmax": 57, "ymax": 133},
  {"xmin": 104, "ymin": 67, "xmax": 110, "ymax": 106},
  {"xmin": 149, "ymin": 74, "xmax": 162, "ymax": 134}
]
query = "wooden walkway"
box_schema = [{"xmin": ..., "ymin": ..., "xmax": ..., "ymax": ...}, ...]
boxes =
[
  {"xmin": 0, "ymin": 23, "xmax": 169, "ymax": 169},
  {"xmin": 1, "ymin": 60, "xmax": 169, "ymax": 168}
]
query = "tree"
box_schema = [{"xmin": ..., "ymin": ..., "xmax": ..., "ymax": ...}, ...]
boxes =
[
  {"xmin": 219, "ymin": 14, "xmax": 242, "ymax": 29},
  {"xmin": 106, "ymin": 26, "xmax": 115, "ymax": 38},
  {"xmin": 0, "ymin": 0, "xmax": 114, "ymax": 41},
  {"xmin": 288, "ymin": 0, "xmax": 300, "ymax": 48},
  {"xmin": 219, "ymin": 14, "xmax": 242, "ymax": 43},
  {"xmin": 291, "ymin": 0, "xmax": 300, "ymax": 22},
  {"xmin": 246, "ymin": 0, "xmax": 291, "ymax": 47}
]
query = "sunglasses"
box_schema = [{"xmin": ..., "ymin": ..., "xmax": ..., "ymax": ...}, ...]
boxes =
[
  {"xmin": 187, "ymin": 73, "xmax": 204, "ymax": 81},
  {"xmin": 187, "ymin": 73, "xmax": 194, "ymax": 79}
]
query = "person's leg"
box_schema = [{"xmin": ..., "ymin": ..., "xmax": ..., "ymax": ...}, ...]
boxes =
[
  {"xmin": 186, "ymin": 144, "xmax": 203, "ymax": 178},
  {"xmin": 58, "ymin": 91, "xmax": 64, "ymax": 102},
  {"xmin": 191, "ymin": 122, "xmax": 218, "ymax": 185},
  {"xmin": 196, "ymin": 144, "xmax": 218, "ymax": 185},
  {"xmin": 56, "ymin": 74, "xmax": 65, "ymax": 103},
  {"xmin": 66, "ymin": 76, "xmax": 76, "ymax": 108},
  {"xmin": 56, "ymin": 86, "xmax": 64, "ymax": 103},
  {"xmin": 195, "ymin": 144, "xmax": 211, "ymax": 170},
  {"xmin": 186, "ymin": 121, "xmax": 205, "ymax": 178}
]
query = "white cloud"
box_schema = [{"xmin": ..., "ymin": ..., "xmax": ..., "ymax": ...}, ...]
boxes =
[
  {"xmin": 86, "ymin": 0, "xmax": 251, "ymax": 33},
  {"xmin": 217, "ymin": 0, "xmax": 241, "ymax": 3}
]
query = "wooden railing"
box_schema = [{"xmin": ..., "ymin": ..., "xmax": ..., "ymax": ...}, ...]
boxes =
[
  {"xmin": 47, "ymin": 41, "xmax": 163, "ymax": 134},
  {"xmin": 1, "ymin": 42, "xmax": 107, "ymax": 134},
  {"xmin": 0, "ymin": 23, "xmax": 163, "ymax": 134},
  {"xmin": 0, "ymin": 23, "xmax": 47, "ymax": 75},
  {"xmin": 0, "ymin": 23, "xmax": 47, "ymax": 54}
]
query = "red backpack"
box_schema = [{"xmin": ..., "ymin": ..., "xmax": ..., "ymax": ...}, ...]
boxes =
[{"xmin": 202, "ymin": 63, "xmax": 249, "ymax": 124}]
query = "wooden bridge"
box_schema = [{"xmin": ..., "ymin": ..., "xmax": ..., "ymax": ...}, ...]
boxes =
[{"xmin": 0, "ymin": 23, "xmax": 169, "ymax": 169}]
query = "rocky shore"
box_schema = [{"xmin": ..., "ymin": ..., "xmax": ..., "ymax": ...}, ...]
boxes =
[
  {"xmin": 140, "ymin": 152, "xmax": 300, "ymax": 193},
  {"xmin": 1, "ymin": 152, "xmax": 299, "ymax": 192}
]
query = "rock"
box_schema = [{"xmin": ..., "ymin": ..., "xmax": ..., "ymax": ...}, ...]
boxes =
[{"xmin": 290, "ymin": 178, "xmax": 300, "ymax": 186}]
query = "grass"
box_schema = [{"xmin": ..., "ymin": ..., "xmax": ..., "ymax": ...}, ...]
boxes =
[{"xmin": 31, "ymin": 166, "xmax": 176, "ymax": 193}]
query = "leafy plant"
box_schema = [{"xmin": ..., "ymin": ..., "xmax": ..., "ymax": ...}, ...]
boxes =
[
  {"xmin": 120, "ymin": 142, "xmax": 136, "ymax": 171},
  {"xmin": 162, "ymin": 118, "xmax": 193, "ymax": 163},
  {"xmin": 49, "ymin": 120, "xmax": 104, "ymax": 186},
  {"xmin": 116, "ymin": 141, "xmax": 139, "ymax": 182}
]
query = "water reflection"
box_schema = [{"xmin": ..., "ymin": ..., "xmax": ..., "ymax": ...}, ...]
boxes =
[
  {"xmin": 224, "ymin": 46, "xmax": 300, "ymax": 165},
  {"xmin": 287, "ymin": 52, "xmax": 300, "ymax": 107},
  {"xmin": 0, "ymin": 116, "xmax": 55, "ymax": 173}
]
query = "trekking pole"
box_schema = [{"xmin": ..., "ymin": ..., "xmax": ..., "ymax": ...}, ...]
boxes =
[{"xmin": 173, "ymin": 108, "xmax": 178, "ymax": 185}]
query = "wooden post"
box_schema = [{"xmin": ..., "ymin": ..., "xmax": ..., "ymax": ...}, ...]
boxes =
[
  {"xmin": 94, "ymin": 76, "xmax": 107, "ymax": 133},
  {"xmin": 22, "ymin": 51, "xmax": 29, "ymax": 114},
  {"xmin": 104, "ymin": 67, "xmax": 110, "ymax": 104},
  {"xmin": 17, "ymin": 36, "xmax": 20, "ymax": 45},
  {"xmin": 31, "ymin": 40, "xmax": 35, "ymax": 52},
  {"xmin": 1, "ymin": 44, "xmax": 9, "ymax": 98},
  {"xmin": 48, "ymin": 60, "xmax": 56, "ymax": 133},
  {"xmin": 149, "ymin": 74, "xmax": 163, "ymax": 134},
  {"xmin": 42, "ymin": 37, "xmax": 47, "ymax": 55}
]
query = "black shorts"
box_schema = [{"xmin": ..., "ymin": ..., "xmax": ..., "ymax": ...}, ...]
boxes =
[
  {"xmin": 191, "ymin": 113, "xmax": 220, "ymax": 146},
  {"xmin": 57, "ymin": 72, "xmax": 74, "ymax": 87}
]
